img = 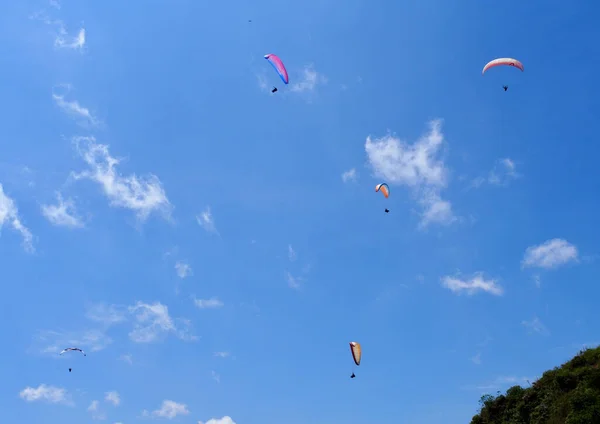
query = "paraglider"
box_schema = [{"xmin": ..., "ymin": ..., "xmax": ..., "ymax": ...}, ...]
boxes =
[
  {"xmin": 60, "ymin": 347, "xmax": 86, "ymax": 356},
  {"xmin": 60, "ymin": 347, "xmax": 86, "ymax": 372},
  {"xmin": 482, "ymin": 58, "xmax": 524, "ymax": 75},
  {"xmin": 482, "ymin": 58, "xmax": 523, "ymax": 91},
  {"xmin": 349, "ymin": 341, "xmax": 361, "ymax": 378},
  {"xmin": 264, "ymin": 54, "xmax": 289, "ymax": 94},
  {"xmin": 375, "ymin": 183, "xmax": 390, "ymax": 213}
]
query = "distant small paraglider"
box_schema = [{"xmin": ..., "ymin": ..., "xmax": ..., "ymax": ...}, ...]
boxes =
[
  {"xmin": 503, "ymin": 85, "xmax": 508, "ymax": 91},
  {"xmin": 349, "ymin": 341, "xmax": 361, "ymax": 378},
  {"xmin": 375, "ymin": 183, "xmax": 390, "ymax": 213},
  {"xmin": 60, "ymin": 347, "xmax": 86, "ymax": 373},
  {"xmin": 264, "ymin": 54, "xmax": 288, "ymax": 96}
]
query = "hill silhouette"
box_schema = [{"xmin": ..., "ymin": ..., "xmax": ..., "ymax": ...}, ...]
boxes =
[{"xmin": 470, "ymin": 346, "xmax": 600, "ymax": 424}]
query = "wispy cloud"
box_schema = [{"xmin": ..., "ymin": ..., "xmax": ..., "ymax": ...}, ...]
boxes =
[
  {"xmin": 85, "ymin": 303, "xmax": 127, "ymax": 326},
  {"xmin": 288, "ymin": 244, "xmax": 297, "ymax": 261},
  {"xmin": 214, "ymin": 351, "xmax": 230, "ymax": 358},
  {"xmin": 291, "ymin": 65, "xmax": 326, "ymax": 93},
  {"xmin": 441, "ymin": 273, "xmax": 503, "ymax": 296},
  {"xmin": 193, "ymin": 296, "xmax": 224, "ymax": 309},
  {"xmin": 0, "ymin": 183, "xmax": 34, "ymax": 252},
  {"xmin": 31, "ymin": 8, "xmax": 85, "ymax": 50},
  {"xmin": 365, "ymin": 120, "xmax": 456, "ymax": 228},
  {"xmin": 466, "ymin": 376, "xmax": 532, "ymax": 392},
  {"xmin": 175, "ymin": 261, "xmax": 192, "ymax": 279},
  {"xmin": 88, "ymin": 400, "xmax": 106, "ymax": 420},
  {"xmin": 52, "ymin": 85, "xmax": 99, "ymax": 126},
  {"xmin": 470, "ymin": 352, "xmax": 482, "ymax": 365},
  {"xmin": 105, "ymin": 391, "xmax": 120, "ymax": 406},
  {"xmin": 55, "ymin": 26, "xmax": 85, "ymax": 50},
  {"xmin": 33, "ymin": 328, "xmax": 113, "ymax": 355},
  {"xmin": 71, "ymin": 136, "xmax": 172, "ymax": 221},
  {"xmin": 470, "ymin": 158, "xmax": 519, "ymax": 188},
  {"xmin": 522, "ymin": 238, "xmax": 579, "ymax": 269},
  {"xmin": 286, "ymin": 271, "xmax": 302, "ymax": 289},
  {"xmin": 119, "ymin": 354, "xmax": 133, "ymax": 365},
  {"xmin": 196, "ymin": 206, "xmax": 218, "ymax": 234},
  {"xmin": 41, "ymin": 192, "xmax": 84, "ymax": 228},
  {"xmin": 341, "ymin": 168, "xmax": 357, "ymax": 182},
  {"xmin": 128, "ymin": 301, "xmax": 195, "ymax": 343},
  {"xmin": 19, "ymin": 384, "xmax": 72, "ymax": 405},
  {"xmin": 211, "ymin": 370, "xmax": 221, "ymax": 383},
  {"xmin": 144, "ymin": 400, "xmax": 189, "ymax": 419},
  {"xmin": 522, "ymin": 316, "xmax": 550, "ymax": 335}
]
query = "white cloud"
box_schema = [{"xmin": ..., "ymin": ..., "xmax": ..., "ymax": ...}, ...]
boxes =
[
  {"xmin": 119, "ymin": 354, "xmax": 133, "ymax": 364},
  {"xmin": 71, "ymin": 136, "xmax": 172, "ymax": 221},
  {"xmin": 19, "ymin": 384, "xmax": 72, "ymax": 405},
  {"xmin": 199, "ymin": 417, "xmax": 236, "ymax": 424},
  {"xmin": 41, "ymin": 192, "xmax": 84, "ymax": 228},
  {"xmin": 522, "ymin": 316, "xmax": 550, "ymax": 335},
  {"xmin": 469, "ymin": 376, "xmax": 532, "ymax": 391},
  {"xmin": 288, "ymin": 244, "xmax": 296, "ymax": 261},
  {"xmin": 211, "ymin": 370, "xmax": 221, "ymax": 383},
  {"xmin": 149, "ymin": 400, "xmax": 189, "ymax": 419},
  {"xmin": 52, "ymin": 85, "xmax": 99, "ymax": 126},
  {"xmin": 88, "ymin": 400, "xmax": 106, "ymax": 420},
  {"xmin": 33, "ymin": 328, "xmax": 112, "ymax": 355},
  {"xmin": 49, "ymin": 0, "xmax": 61, "ymax": 9},
  {"xmin": 193, "ymin": 297, "xmax": 224, "ymax": 309},
  {"xmin": 341, "ymin": 168, "xmax": 357, "ymax": 182},
  {"xmin": 365, "ymin": 119, "xmax": 456, "ymax": 227},
  {"xmin": 471, "ymin": 157, "xmax": 519, "ymax": 188},
  {"xmin": 291, "ymin": 65, "xmax": 326, "ymax": 93},
  {"xmin": 522, "ymin": 238, "xmax": 579, "ymax": 269},
  {"xmin": 214, "ymin": 351, "xmax": 230, "ymax": 358},
  {"xmin": 196, "ymin": 207, "xmax": 218, "ymax": 234},
  {"xmin": 85, "ymin": 303, "xmax": 127, "ymax": 326},
  {"xmin": 0, "ymin": 183, "xmax": 34, "ymax": 252},
  {"xmin": 128, "ymin": 301, "xmax": 194, "ymax": 343},
  {"xmin": 470, "ymin": 352, "xmax": 482, "ymax": 365},
  {"xmin": 30, "ymin": 11, "xmax": 85, "ymax": 50},
  {"xmin": 441, "ymin": 273, "xmax": 503, "ymax": 296},
  {"xmin": 55, "ymin": 26, "xmax": 85, "ymax": 50},
  {"xmin": 533, "ymin": 274, "xmax": 541, "ymax": 288},
  {"xmin": 105, "ymin": 391, "xmax": 120, "ymax": 406},
  {"xmin": 286, "ymin": 271, "xmax": 301, "ymax": 289},
  {"xmin": 175, "ymin": 261, "xmax": 192, "ymax": 279}
]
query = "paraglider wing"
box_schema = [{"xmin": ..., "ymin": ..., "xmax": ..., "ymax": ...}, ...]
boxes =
[
  {"xmin": 60, "ymin": 347, "xmax": 86, "ymax": 356},
  {"xmin": 482, "ymin": 58, "xmax": 524, "ymax": 75},
  {"xmin": 349, "ymin": 341, "xmax": 361, "ymax": 366},
  {"xmin": 264, "ymin": 54, "xmax": 289, "ymax": 84},
  {"xmin": 375, "ymin": 183, "xmax": 390, "ymax": 198}
]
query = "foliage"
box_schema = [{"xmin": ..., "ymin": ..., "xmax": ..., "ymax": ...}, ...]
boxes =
[{"xmin": 470, "ymin": 346, "xmax": 600, "ymax": 424}]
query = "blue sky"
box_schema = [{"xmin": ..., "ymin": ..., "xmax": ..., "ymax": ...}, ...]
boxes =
[{"xmin": 1, "ymin": 0, "xmax": 600, "ymax": 423}]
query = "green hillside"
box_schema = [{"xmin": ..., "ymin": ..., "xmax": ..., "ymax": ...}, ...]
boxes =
[{"xmin": 470, "ymin": 346, "xmax": 600, "ymax": 424}]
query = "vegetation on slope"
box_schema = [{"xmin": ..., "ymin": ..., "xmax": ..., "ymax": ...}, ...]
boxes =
[{"xmin": 470, "ymin": 346, "xmax": 600, "ymax": 424}]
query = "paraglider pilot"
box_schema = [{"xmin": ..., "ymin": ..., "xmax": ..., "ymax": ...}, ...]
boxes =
[
  {"xmin": 271, "ymin": 87, "xmax": 278, "ymax": 93},
  {"xmin": 69, "ymin": 368, "xmax": 72, "ymax": 372},
  {"xmin": 503, "ymin": 85, "xmax": 508, "ymax": 91},
  {"xmin": 384, "ymin": 209, "xmax": 389, "ymax": 213},
  {"xmin": 350, "ymin": 372, "xmax": 356, "ymax": 378}
]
